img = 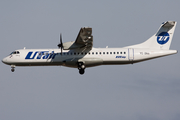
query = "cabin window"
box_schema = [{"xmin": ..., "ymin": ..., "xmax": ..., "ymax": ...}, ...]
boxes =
[
  {"xmin": 110, "ymin": 52, "xmax": 112, "ymax": 54},
  {"xmin": 81, "ymin": 52, "xmax": 83, "ymax": 55},
  {"xmin": 124, "ymin": 52, "xmax": 126, "ymax": 54},
  {"xmin": 107, "ymin": 52, "xmax": 109, "ymax": 54},
  {"xmin": 96, "ymin": 52, "xmax": 98, "ymax": 55},
  {"xmin": 103, "ymin": 52, "xmax": 105, "ymax": 54},
  {"xmin": 99, "ymin": 52, "xmax": 101, "ymax": 54},
  {"xmin": 89, "ymin": 52, "xmax": 90, "ymax": 55},
  {"xmin": 114, "ymin": 52, "xmax": 116, "ymax": 54},
  {"xmin": 117, "ymin": 52, "xmax": 119, "ymax": 54},
  {"xmin": 92, "ymin": 52, "xmax": 94, "ymax": 55},
  {"xmin": 74, "ymin": 53, "xmax": 76, "ymax": 55},
  {"xmin": 120, "ymin": 52, "xmax": 122, "ymax": 54}
]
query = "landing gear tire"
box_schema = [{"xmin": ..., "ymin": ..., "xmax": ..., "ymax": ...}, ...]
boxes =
[
  {"xmin": 79, "ymin": 69, "xmax": 85, "ymax": 75},
  {"xmin": 11, "ymin": 65, "xmax": 15, "ymax": 72},
  {"xmin": 78, "ymin": 62, "xmax": 85, "ymax": 75},
  {"xmin": 11, "ymin": 68, "xmax": 15, "ymax": 72}
]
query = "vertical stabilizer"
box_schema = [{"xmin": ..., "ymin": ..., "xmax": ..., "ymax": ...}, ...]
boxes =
[{"xmin": 125, "ymin": 21, "xmax": 177, "ymax": 50}]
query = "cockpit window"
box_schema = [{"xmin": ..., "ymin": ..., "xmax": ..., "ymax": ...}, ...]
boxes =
[
  {"xmin": 10, "ymin": 51, "xmax": 15, "ymax": 55},
  {"xmin": 10, "ymin": 51, "xmax": 20, "ymax": 55}
]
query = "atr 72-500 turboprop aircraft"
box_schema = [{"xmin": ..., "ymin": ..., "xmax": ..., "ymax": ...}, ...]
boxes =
[{"xmin": 2, "ymin": 21, "xmax": 177, "ymax": 75}]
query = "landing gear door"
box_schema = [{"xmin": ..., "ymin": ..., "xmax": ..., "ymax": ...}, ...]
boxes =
[{"xmin": 128, "ymin": 48, "xmax": 134, "ymax": 60}]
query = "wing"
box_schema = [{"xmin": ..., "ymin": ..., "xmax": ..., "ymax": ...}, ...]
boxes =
[
  {"xmin": 62, "ymin": 27, "xmax": 93, "ymax": 50},
  {"xmin": 75, "ymin": 27, "xmax": 93, "ymax": 49}
]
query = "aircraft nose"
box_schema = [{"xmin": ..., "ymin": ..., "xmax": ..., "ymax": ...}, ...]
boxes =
[{"xmin": 2, "ymin": 58, "xmax": 7, "ymax": 64}]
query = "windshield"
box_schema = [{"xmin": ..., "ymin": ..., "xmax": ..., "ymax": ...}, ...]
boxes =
[{"xmin": 10, "ymin": 51, "xmax": 20, "ymax": 55}]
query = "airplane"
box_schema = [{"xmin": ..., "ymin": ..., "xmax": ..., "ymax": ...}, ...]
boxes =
[{"xmin": 2, "ymin": 21, "xmax": 177, "ymax": 75}]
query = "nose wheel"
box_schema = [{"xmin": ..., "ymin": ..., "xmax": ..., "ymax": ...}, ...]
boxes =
[
  {"xmin": 79, "ymin": 69, "xmax": 85, "ymax": 75},
  {"xmin": 78, "ymin": 62, "xmax": 85, "ymax": 75},
  {"xmin": 11, "ymin": 65, "xmax": 15, "ymax": 72}
]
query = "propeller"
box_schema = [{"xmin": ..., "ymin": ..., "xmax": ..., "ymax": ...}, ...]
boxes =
[{"xmin": 57, "ymin": 33, "xmax": 63, "ymax": 55}]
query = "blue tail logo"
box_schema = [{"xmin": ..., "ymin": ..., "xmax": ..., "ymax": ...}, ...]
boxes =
[{"xmin": 157, "ymin": 32, "xmax": 170, "ymax": 45}]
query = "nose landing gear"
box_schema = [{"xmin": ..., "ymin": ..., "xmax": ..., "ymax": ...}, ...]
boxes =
[
  {"xmin": 11, "ymin": 65, "xmax": 15, "ymax": 72},
  {"xmin": 79, "ymin": 68, "xmax": 85, "ymax": 75},
  {"xmin": 78, "ymin": 62, "xmax": 85, "ymax": 75}
]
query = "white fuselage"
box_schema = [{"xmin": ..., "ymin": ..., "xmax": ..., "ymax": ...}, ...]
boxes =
[
  {"xmin": 2, "ymin": 48, "xmax": 177, "ymax": 68},
  {"xmin": 2, "ymin": 21, "xmax": 177, "ymax": 74}
]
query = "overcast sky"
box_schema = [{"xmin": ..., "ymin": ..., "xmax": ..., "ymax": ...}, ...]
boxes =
[{"xmin": 0, "ymin": 0, "xmax": 180, "ymax": 120}]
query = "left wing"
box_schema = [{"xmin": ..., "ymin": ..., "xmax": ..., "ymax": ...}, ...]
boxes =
[
  {"xmin": 75, "ymin": 27, "xmax": 93, "ymax": 49},
  {"xmin": 63, "ymin": 27, "xmax": 93, "ymax": 50}
]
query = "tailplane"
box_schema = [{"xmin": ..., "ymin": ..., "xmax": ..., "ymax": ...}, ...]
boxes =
[{"xmin": 125, "ymin": 21, "xmax": 177, "ymax": 50}]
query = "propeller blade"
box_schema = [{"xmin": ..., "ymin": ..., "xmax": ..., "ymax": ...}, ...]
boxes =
[
  {"xmin": 57, "ymin": 33, "xmax": 63, "ymax": 55},
  {"xmin": 60, "ymin": 33, "xmax": 62, "ymax": 45}
]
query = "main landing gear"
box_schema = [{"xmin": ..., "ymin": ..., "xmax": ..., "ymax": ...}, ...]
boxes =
[
  {"xmin": 11, "ymin": 65, "xmax": 15, "ymax": 72},
  {"xmin": 78, "ymin": 62, "xmax": 85, "ymax": 75}
]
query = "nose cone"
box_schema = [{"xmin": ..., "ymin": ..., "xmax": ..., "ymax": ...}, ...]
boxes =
[
  {"xmin": 2, "ymin": 58, "xmax": 6, "ymax": 63},
  {"xmin": 2, "ymin": 57, "xmax": 8, "ymax": 65}
]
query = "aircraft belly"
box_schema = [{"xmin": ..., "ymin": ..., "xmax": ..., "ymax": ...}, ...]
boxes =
[
  {"xmin": 79, "ymin": 58, "xmax": 103, "ymax": 67},
  {"xmin": 62, "ymin": 57, "xmax": 103, "ymax": 68},
  {"xmin": 12, "ymin": 61, "xmax": 62, "ymax": 66},
  {"xmin": 103, "ymin": 61, "xmax": 131, "ymax": 65}
]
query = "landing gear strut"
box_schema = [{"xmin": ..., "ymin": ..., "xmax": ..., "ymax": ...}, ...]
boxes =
[
  {"xmin": 11, "ymin": 65, "xmax": 15, "ymax": 72},
  {"xmin": 78, "ymin": 62, "xmax": 85, "ymax": 75}
]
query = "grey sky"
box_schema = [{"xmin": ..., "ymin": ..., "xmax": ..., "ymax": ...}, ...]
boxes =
[{"xmin": 0, "ymin": 0, "xmax": 180, "ymax": 120}]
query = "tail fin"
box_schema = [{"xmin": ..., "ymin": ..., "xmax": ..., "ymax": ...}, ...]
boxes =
[{"xmin": 125, "ymin": 21, "xmax": 177, "ymax": 50}]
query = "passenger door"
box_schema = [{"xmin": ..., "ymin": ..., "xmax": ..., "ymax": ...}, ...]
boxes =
[{"xmin": 128, "ymin": 48, "xmax": 134, "ymax": 60}]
